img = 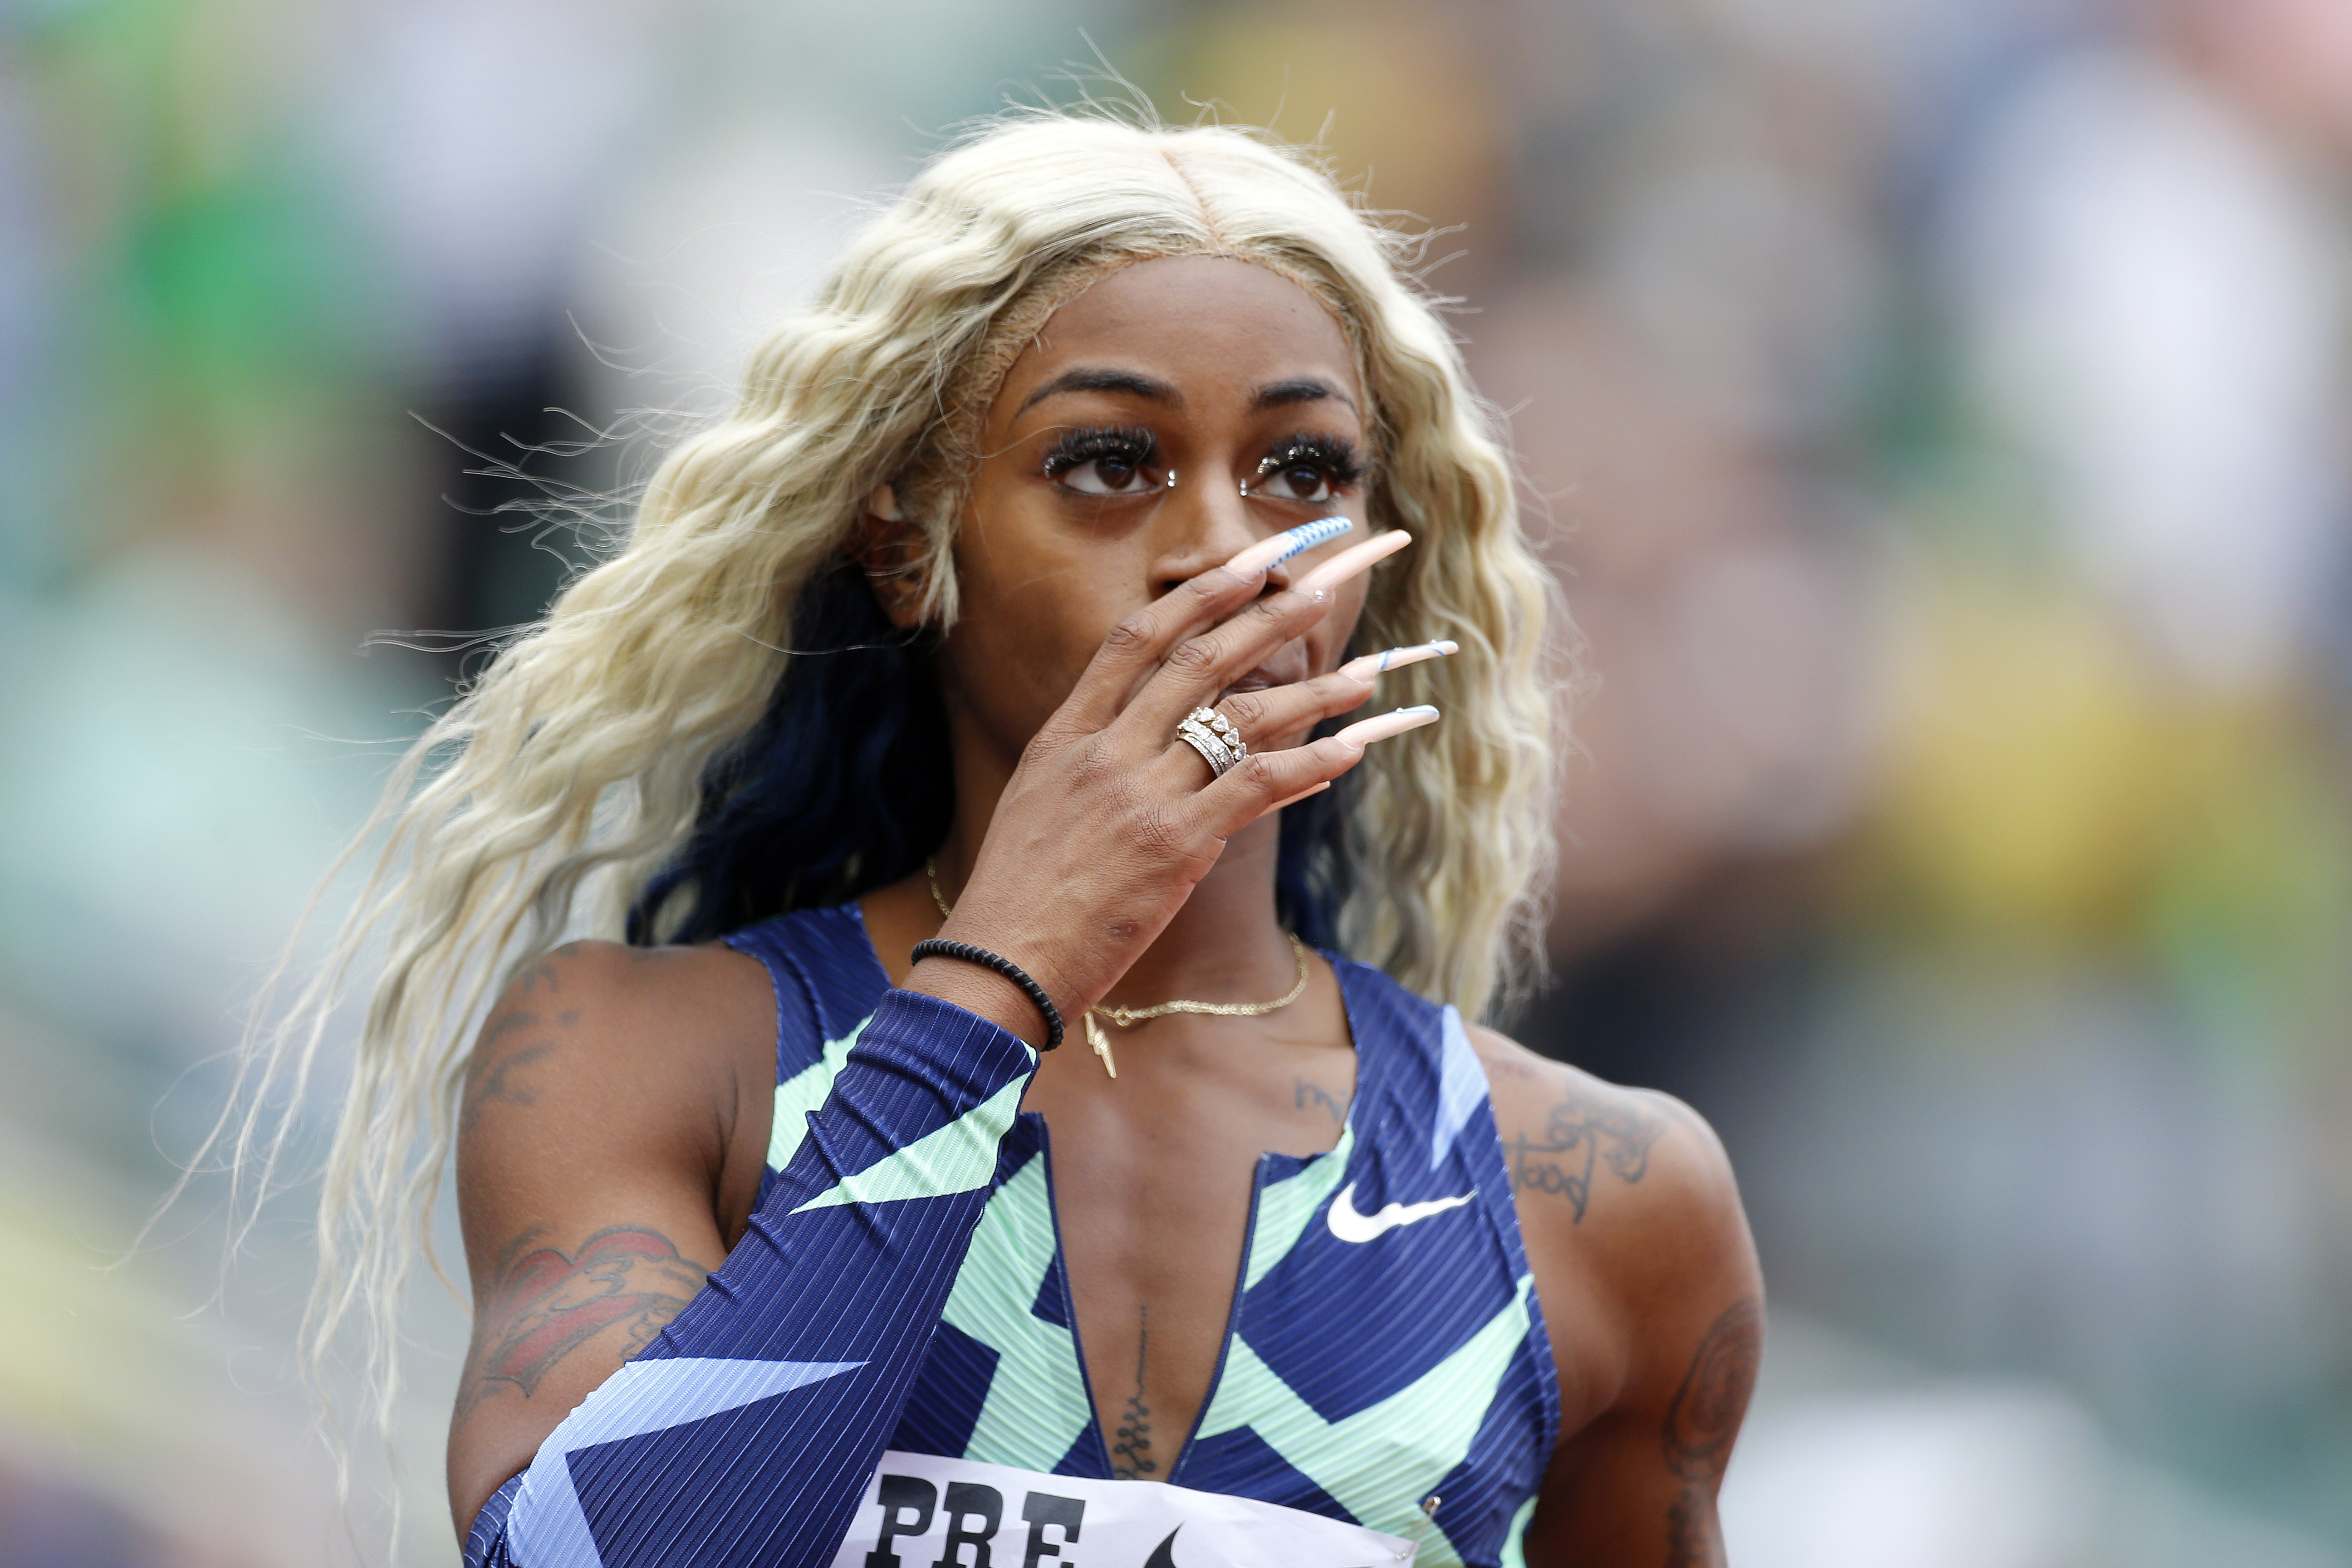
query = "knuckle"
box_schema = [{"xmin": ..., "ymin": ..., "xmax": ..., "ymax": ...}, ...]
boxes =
[
  {"xmin": 1135, "ymin": 807, "xmax": 1191, "ymax": 857},
  {"xmin": 1165, "ymin": 637, "xmax": 1222, "ymax": 679},
  {"xmin": 1102, "ymin": 615, "xmax": 1155, "ymax": 655},
  {"xmin": 1066, "ymin": 735, "xmax": 1119, "ymax": 785},
  {"xmin": 1220, "ymin": 690, "xmax": 1270, "ymax": 728},
  {"xmin": 1235, "ymin": 753, "xmax": 1282, "ymax": 791},
  {"xmin": 1245, "ymin": 594, "xmax": 1302, "ymax": 630},
  {"xmin": 1314, "ymin": 669, "xmax": 1362, "ymax": 699}
]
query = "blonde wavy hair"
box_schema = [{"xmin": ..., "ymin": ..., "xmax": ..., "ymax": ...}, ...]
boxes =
[{"xmin": 240, "ymin": 108, "xmax": 1565, "ymax": 1458}]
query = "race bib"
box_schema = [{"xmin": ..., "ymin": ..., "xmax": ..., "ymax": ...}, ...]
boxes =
[{"xmin": 829, "ymin": 1450, "xmax": 1417, "ymax": 1568}]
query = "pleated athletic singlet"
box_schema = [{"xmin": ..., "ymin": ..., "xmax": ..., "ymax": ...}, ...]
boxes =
[{"xmin": 465, "ymin": 902, "xmax": 1560, "ymax": 1568}]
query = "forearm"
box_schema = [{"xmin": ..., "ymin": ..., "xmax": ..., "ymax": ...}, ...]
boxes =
[{"xmin": 466, "ymin": 988, "xmax": 1037, "ymax": 1568}]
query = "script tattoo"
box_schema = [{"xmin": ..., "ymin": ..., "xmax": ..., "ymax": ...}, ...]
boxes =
[
  {"xmin": 1661, "ymin": 1296, "xmax": 1762, "ymax": 1567},
  {"xmin": 460, "ymin": 1023, "xmax": 555, "ymax": 1142},
  {"xmin": 1293, "ymin": 1078, "xmax": 1347, "ymax": 1125},
  {"xmin": 456, "ymin": 1226, "xmax": 710, "ymax": 1415},
  {"xmin": 1504, "ymin": 1083, "xmax": 1666, "ymax": 1222},
  {"xmin": 458, "ymin": 958, "xmax": 578, "ymax": 1142},
  {"xmin": 1109, "ymin": 1304, "xmax": 1157, "ymax": 1480}
]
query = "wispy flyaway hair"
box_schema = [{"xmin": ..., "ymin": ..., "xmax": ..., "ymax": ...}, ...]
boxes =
[{"xmin": 242, "ymin": 107, "xmax": 1565, "ymax": 1460}]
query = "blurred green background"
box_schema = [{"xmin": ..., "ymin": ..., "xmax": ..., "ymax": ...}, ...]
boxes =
[{"xmin": 2, "ymin": 0, "xmax": 2347, "ymax": 1562}]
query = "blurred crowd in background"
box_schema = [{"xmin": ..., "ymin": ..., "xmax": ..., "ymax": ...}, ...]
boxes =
[{"xmin": 3, "ymin": 0, "xmax": 2348, "ymax": 1562}]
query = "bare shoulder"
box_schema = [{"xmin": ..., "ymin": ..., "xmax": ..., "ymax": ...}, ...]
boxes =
[
  {"xmin": 469, "ymin": 937, "xmax": 765, "ymax": 1064},
  {"xmin": 1465, "ymin": 1023, "xmax": 1756, "ymax": 1326},
  {"xmin": 1467, "ymin": 1025, "xmax": 1736, "ymax": 1226},
  {"xmin": 454, "ymin": 937, "xmax": 777, "ymax": 1274},
  {"xmin": 458, "ymin": 939, "xmax": 770, "ymax": 1154}
]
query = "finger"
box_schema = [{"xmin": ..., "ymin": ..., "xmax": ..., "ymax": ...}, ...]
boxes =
[
  {"xmin": 1217, "ymin": 637, "xmax": 1460, "ymax": 747},
  {"xmin": 1194, "ymin": 709, "xmax": 1441, "ymax": 839},
  {"xmin": 1291, "ymin": 528, "xmax": 1411, "ymax": 595},
  {"xmin": 1331, "ymin": 704, "xmax": 1439, "ymax": 748},
  {"xmin": 1114, "ymin": 588, "xmax": 1337, "ymax": 741},
  {"xmin": 1057, "ymin": 568, "xmax": 1262, "ymax": 734},
  {"xmin": 1335, "ymin": 638, "xmax": 1459, "ymax": 683},
  {"xmin": 1055, "ymin": 516, "xmax": 1352, "ymax": 733},
  {"xmin": 1251, "ymin": 780, "xmax": 1331, "ymax": 823},
  {"xmin": 1213, "ymin": 670, "xmax": 1378, "ymax": 751},
  {"xmin": 1225, "ymin": 513, "xmax": 1352, "ymax": 577},
  {"xmin": 1121, "ymin": 531, "xmax": 1414, "ymax": 738}
]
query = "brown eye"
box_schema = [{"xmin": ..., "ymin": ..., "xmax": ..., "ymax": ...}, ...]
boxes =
[
  {"xmin": 1249, "ymin": 434, "xmax": 1365, "ymax": 505},
  {"xmin": 1258, "ymin": 461, "xmax": 1336, "ymax": 503},
  {"xmin": 1042, "ymin": 426, "xmax": 1162, "ymax": 497},
  {"xmin": 1251, "ymin": 460, "xmax": 1338, "ymax": 504},
  {"xmin": 1067, "ymin": 456, "xmax": 1147, "ymax": 495}
]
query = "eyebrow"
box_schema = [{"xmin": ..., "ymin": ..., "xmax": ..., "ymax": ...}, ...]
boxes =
[
  {"xmin": 1014, "ymin": 368, "xmax": 1182, "ymax": 417},
  {"xmin": 1253, "ymin": 377, "xmax": 1355, "ymax": 412}
]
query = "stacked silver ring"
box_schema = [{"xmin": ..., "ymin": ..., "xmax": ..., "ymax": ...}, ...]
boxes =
[{"xmin": 1176, "ymin": 706, "xmax": 1247, "ymax": 779}]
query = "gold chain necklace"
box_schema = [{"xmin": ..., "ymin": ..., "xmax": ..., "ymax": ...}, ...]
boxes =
[{"xmin": 925, "ymin": 857, "xmax": 1309, "ymax": 1079}]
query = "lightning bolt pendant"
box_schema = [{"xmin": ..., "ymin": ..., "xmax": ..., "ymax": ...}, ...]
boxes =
[{"xmin": 1085, "ymin": 1012, "xmax": 1118, "ymax": 1078}]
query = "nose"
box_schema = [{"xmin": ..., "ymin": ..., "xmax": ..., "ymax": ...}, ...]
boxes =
[{"xmin": 1150, "ymin": 475, "xmax": 1289, "ymax": 599}]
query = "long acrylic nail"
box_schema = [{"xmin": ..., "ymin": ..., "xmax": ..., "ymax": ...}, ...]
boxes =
[
  {"xmin": 1339, "ymin": 639, "xmax": 1460, "ymax": 683},
  {"xmin": 1333, "ymin": 704, "xmax": 1439, "ymax": 748},
  {"xmin": 1256, "ymin": 780, "xmax": 1332, "ymax": 820},
  {"xmin": 1296, "ymin": 529, "xmax": 1411, "ymax": 596},
  {"xmin": 1224, "ymin": 515, "xmax": 1351, "ymax": 578}
]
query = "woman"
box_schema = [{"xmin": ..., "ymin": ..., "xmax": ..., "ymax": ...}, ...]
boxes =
[{"xmin": 302, "ymin": 111, "xmax": 1759, "ymax": 1567}]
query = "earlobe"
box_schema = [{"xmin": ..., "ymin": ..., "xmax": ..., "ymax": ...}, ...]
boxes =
[
  {"xmin": 850, "ymin": 486, "xmax": 926, "ymax": 630},
  {"xmin": 868, "ymin": 566, "xmax": 927, "ymax": 629}
]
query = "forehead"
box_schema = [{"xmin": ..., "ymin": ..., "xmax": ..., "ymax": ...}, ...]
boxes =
[{"xmin": 997, "ymin": 255, "xmax": 1361, "ymax": 415}]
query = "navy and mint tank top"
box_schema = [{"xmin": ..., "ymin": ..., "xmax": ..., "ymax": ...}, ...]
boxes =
[{"xmin": 725, "ymin": 903, "xmax": 1562, "ymax": 1567}]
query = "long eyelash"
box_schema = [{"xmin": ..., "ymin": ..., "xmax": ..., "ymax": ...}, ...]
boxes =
[
  {"xmin": 1041, "ymin": 424, "xmax": 1159, "ymax": 477},
  {"xmin": 1259, "ymin": 432, "xmax": 1368, "ymax": 489}
]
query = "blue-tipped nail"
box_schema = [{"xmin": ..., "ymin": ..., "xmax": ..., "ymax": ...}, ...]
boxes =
[
  {"xmin": 1224, "ymin": 514, "xmax": 1351, "ymax": 577},
  {"xmin": 1339, "ymin": 639, "xmax": 1459, "ymax": 682}
]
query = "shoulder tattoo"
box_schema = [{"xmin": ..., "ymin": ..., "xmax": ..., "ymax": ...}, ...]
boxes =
[
  {"xmin": 1502, "ymin": 1078, "xmax": 1668, "ymax": 1222},
  {"xmin": 456, "ymin": 1225, "xmax": 711, "ymax": 1416},
  {"xmin": 459, "ymin": 963, "xmax": 584, "ymax": 1142}
]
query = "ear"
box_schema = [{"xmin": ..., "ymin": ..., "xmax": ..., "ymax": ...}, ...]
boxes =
[{"xmin": 847, "ymin": 485, "xmax": 928, "ymax": 629}]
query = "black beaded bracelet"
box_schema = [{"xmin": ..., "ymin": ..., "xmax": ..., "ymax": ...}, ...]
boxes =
[{"xmin": 909, "ymin": 938, "xmax": 1065, "ymax": 1052}]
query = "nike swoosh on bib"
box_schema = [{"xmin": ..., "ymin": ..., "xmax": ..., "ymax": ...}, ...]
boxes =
[{"xmin": 1325, "ymin": 1182, "xmax": 1476, "ymax": 1244}]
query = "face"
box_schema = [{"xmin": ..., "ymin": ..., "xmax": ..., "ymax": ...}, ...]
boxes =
[{"xmin": 912, "ymin": 254, "xmax": 1376, "ymax": 772}]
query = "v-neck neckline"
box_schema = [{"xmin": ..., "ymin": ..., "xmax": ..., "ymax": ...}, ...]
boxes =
[
  {"xmin": 1058, "ymin": 962, "xmax": 1370, "ymax": 1483},
  {"xmin": 840, "ymin": 899, "xmax": 1375, "ymax": 1482}
]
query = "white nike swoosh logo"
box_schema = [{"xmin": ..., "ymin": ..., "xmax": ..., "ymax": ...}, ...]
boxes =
[{"xmin": 1325, "ymin": 1182, "xmax": 1477, "ymax": 1244}]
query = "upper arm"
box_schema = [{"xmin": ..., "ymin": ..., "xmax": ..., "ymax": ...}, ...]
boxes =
[
  {"xmin": 1471, "ymin": 1027, "xmax": 1764, "ymax": 1568},
  {"xmin": 445, "ymin": 940, "xmax": 769, "ymax": 1534}
]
